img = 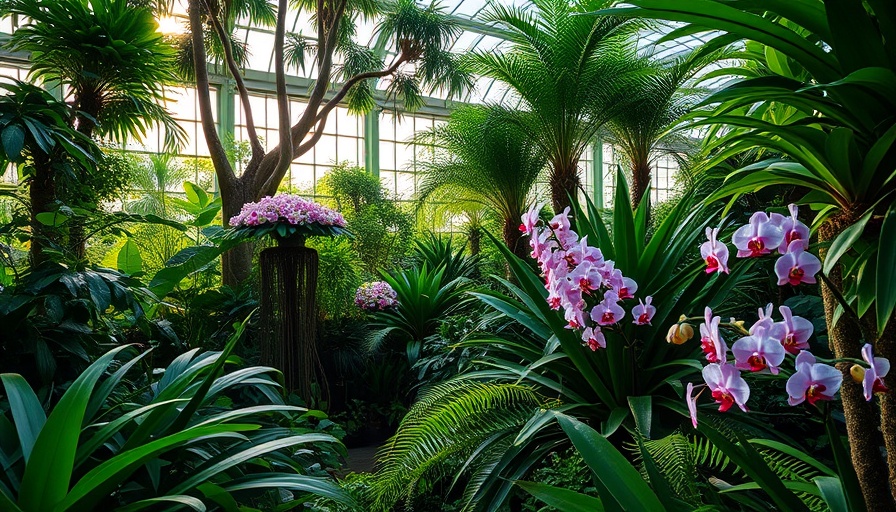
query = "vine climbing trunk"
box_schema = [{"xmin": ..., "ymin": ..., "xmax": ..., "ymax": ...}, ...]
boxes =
[
  {"xmin": 819, "ymin": 212, "xmax": 896, "ymax": 511},
  {"xmin": 260, "ymin": 240, "xmax": 320, "ymax": 403}
]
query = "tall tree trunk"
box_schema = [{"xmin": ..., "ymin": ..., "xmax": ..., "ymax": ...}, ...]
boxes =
[
  {"xmin": 468, "ymin": 226, "xmax": 481, "ymax": 256},
  {"xmin": 29, "ymin": 156, "xmax": 56, "ymax": 267},
  {"xmin": 550, "ymin": 161, "xmax": 581, "ymax": 215},
  {"xmin": 220, "ymin": 178, "xmax": 255, "ymax": 287},
  {"xmin": 874, "ymin": 317, "xmax": 896, "ymax": 502},
  {"xmin": 819, "ymin": 212, "xmax": 896, "ymax": 511},
  {"xmin": 503, "ymin": 216, "xmax": 527, "ymax": 260},
  {"xmin": 630, "ymin": 159, "xmax": 651, "ymax": 222}
]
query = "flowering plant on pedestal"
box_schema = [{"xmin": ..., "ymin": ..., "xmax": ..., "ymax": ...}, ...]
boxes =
[{"xmin": 229, "ymin": 194, "xmax": 348, "ymax": 244}]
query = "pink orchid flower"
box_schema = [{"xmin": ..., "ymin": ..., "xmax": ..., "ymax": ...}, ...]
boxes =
[
  {"xmin": 749, "ymin": 303, "xmax": 776, "ymax": 336},
  {"xmin": 786, "ymin": 351, "xmax": 842, "ymax": 406},
  {"xmin": 732, "ymin": 325, "xmax": 786, "ymax": 374},
  {"xmin": 862, "ymin": 343, "xmax": 890, "ymax": 401},
  {"xmin": 591, "ymin": 291, "xmax": 625, "ymax": 326},
  {"xmin": 700, "ymin": 227, "xmax": 730, "ymax": 274},
  {"xmin": 702, "ymin": 363, "xmax": 750, "ymax": 413},
  {"xmin": 699, "ymin": 307, "xmax": 727, "ymax": 363},
  {"xmin": 548, "ymin": 207, "xmax": 571, "ymax": 231},
  {"xmin": 564, "ymin": 303, "xmax": 587, "ymax": 329},
  {"xmin": 686, "ymin": 382, "xmax": 699, "ymax": 428},
  {"xmin": 775, "ymin": 306, "xmax": 814, "ymax": 355},
  {"xmin": 582, "ymin": 327, "xmax": 606, "ymax": 351},
  {"xmin": 777, "ymin": 204, "xmax": 810, "ymax": 254},
  {"xmin": 519, "ymin": 205, "xmax": 542, "ymax": 235},
  {"xmin": 632, "ymin": 296, "xmax": 656, "ymax": 325},
  {"xmin": 775, "ymin": 241, "xmax": 822, "ymax": 286},
  {"xmin": 569, "ymin": 261, "xmax": 603, "ymax": 292},
  {"xmin": 733, "ymin": 212, "xmax": 785, "ymax": 257}
]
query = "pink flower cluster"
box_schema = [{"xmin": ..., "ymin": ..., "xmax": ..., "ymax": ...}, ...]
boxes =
[
  {"xmin": 520, "ymin": 205, "xmax": 654, "ymax": 352},
  {"xmin": 687, "ymin": 304, "xmax": 889, "ymax": 427},
  {"xmin": 229, "ymin": 194, "xmax": 346, "ymax": 228},
  {"xmin": 702, "ymin": 204, "xmax": 820, "ymax": 286},
  {"xmin": 355, "ymin": 281, "xmax": 399, "ymax": 311}
]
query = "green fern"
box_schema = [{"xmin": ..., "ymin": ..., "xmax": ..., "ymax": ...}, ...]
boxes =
[
  {"xmin": 366, "ymin": 379, "xmax": 549, "ymax": 511},
  {"xmin": 636, "ymin": 423, "xmax": 831, "ymax": 511}
]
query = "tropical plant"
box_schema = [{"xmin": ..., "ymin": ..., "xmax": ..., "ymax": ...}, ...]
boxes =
[
  {"xmin": 0, "ymin": 319, "xmax": 353, "ymax": 511},
  {"xmin": 0, "ymin": 80, "xmax": 97, "ymax": 264},
  {"xmin": 467, "ymin": 0, "xmax": 638, "ymax": 213},
  {"xmin": 605, "ymin": 46, "xmax": 723, "ymax": 213},
  {"xmin": 598, "ymin": 0, "xmax": 896, "ymax": 507},
  {"xmin": 2, "ymin": 0, "xmax": 184, "ymax": 147},
  {"xmin": 415, "ymin": 106, "xmax": 547, "ymax": 258},
  {"xmin": 367, "ymin": 262, "xmax": 473, "ymax": 364},
  {"xmin": 0, "ymin": 262, "xmax": 153, "ymax": 384},
  {"xmin": 368, "ymin": 173, "xmax": 759, "ymax": 510},
  {"xmin": 319, "ymin": 164, "xmax": 415, "ymax": 274},
  {"xmin": 412, "ymin": 233, "xmax": 479, "ymax": 283},
  {"xmin": 185, "ymin": 0, "xmax": 470, "ymax": 285}
]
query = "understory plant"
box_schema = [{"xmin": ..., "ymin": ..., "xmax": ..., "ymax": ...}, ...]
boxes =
[
  {"xmin": 368, "ymin": 172, "xmax": 760, "ymax": 510},
  {"xmin": 0, "ymin": 319, "xmax": 352, "ymax": 511}
]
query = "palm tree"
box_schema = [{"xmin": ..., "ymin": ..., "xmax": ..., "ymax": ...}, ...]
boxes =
[
  {"xmin": 4, "ymin": 0, "xmax": 186, "ymax": 259},
  {"xmin": 606, "ymin": 47, "xmax": 722, "ymax": 213},
  {"xmin": 416, "ymin": 106, "xmax": 546, "ymax": 259},
  {"xmin": 0, "ymin": 81, "xmax": 97, "ymax": 265},
  {"xmin": 468, "ymin": 0, "xmax": 638, "ymax": 214},
  {"xmin": 4, "ymin": 0, "xmax": 185, "ymax": 148}
]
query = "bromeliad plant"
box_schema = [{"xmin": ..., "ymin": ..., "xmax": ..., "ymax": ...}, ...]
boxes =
[{"xmin": 0, "ymin": 319, "xmax": 352, "ymax": 511}]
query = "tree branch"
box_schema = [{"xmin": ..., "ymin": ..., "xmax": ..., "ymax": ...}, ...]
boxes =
[
  {"xmin": 202, "ymin": 0, "xmax": 265, "ymax": 162},
  {"xmin": 189, "ymin": 0, "xmax": 236, "ymax": 187},
  {"xmin": 259, "ymin": 116, "xmax": 330, "ymax": 196},
  {"xmin": 312, "ymin": 56, "xmax": 407, "ymax": 127},
  {"xmin": 274, "ymin": 0, "xmax": 292, "ymax": 177}
]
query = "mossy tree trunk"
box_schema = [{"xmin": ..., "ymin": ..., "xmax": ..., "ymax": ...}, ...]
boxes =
[{"xmin": 819, "ymin": 211, "xmax": 896, "ymax": 511}]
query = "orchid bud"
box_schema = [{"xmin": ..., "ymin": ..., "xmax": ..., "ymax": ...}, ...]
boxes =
[
  {"xmin": 667, "ymin": 323, "xmax": 694, "ymax": 345},
  {"xmin": 679, "ymin": 314, "xmax": 687, "ymax": 322},
  {"xmin": 851, "ymin": 365, "xmax": 866, "ymax": 384}
]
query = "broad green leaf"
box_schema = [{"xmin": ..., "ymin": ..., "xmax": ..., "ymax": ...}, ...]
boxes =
[
  {"xmin": 627, "ymin": 396, "xmax": 652, "ymax": 439},
  {"xmin": 17, "ymin": 346, "xmax": 130, "ymax": 512},
  {"xmin": 115, "ymin": 495, "xmax": 207, "ymax": 512},
  {"xmin": 0, "ymin": 374, "xmax": 46, "ymax": 463},
  {"xmin": 116, "ymin": 239, "xmax": 143, "ymax": 275},
  {"xmin": 35, "ymin": 211, "xmax": 69, "ymax": 227},
  {"xmin": 59, "ymin": 425, "xmax": 260, "ymax": 511},
  {"xmin": 814, "ymin": 477, "xmax": 848, "ymax": 512},
  {"xmin": 876, "ymin": 204, "xmax": 896, "ymax": 333},
  {"xmin": 825, "ymin": 415, "xmax": 866, "ymax": 512},
  {"xmin": 516, "ymin": 481, "xmax": 604, "ymax": 512},
  {"xmin": 698, "ymin": 423, "xmax": 809, "ymax": 512},
  {"xmin": 183, "ymin": 181, "xmax": 209, "ymax": 207},
  {"xmin": 1, "ymin": 125, "xmax": 25, "ymax": 161},
  {"xmin": 823, "ymin": 211, "xmax": 871, "ymax": 275},
  {"xmin": 556, "ymin": 413, "xmax": 665, "ymax": 512}
]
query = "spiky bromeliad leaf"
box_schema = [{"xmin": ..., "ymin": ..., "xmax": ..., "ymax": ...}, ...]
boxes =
[{"xmin": 367, "ymin": 380, "xmax": 548, "ymax": 511}]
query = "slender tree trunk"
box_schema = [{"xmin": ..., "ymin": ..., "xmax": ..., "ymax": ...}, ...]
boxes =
[
  {"xmin": 630, "ymin": 159, "xmax": 651, "ymax": 222},
  {"xmin": 549, "ymin": 161, "xmax": 581, "ymax": 215},
  {"xmin": 29, "ymin": 156, "xmax": 55, "ymax": 267},
  {"xmin": 819, "ymin": 212, "xmax": 896, "ymax": 511},
  {"xmin": 503, "ymin": 216, "xmax": 527, "ymax": 260}
]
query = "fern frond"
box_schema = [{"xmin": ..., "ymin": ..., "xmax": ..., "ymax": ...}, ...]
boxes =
[{"xmin": 366, "ymin": 380, "xmax": 547, "ymax": 511}]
